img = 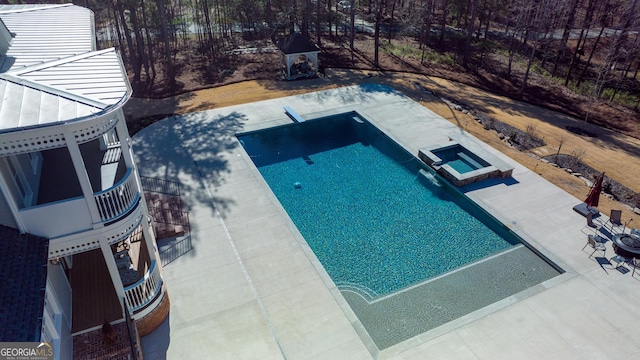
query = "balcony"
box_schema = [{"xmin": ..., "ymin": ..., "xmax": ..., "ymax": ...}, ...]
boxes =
[
  {"xmin": 124, "ymin": 259, "xmax": 163, "ymax": 317},
  {"xmin": 71, "ymin": 227, "xmax": 156, "ymax": 333},
  {"xmin": 94, "ymin": 169, "xmax": 140, "ymax": 223},
  {"xmin": 20, "ymin": 167, "xmax": 141, "ymax": 239},
  {"xmin": 36, "ymin": 138, "xmax": 126, "ymax": 205}
]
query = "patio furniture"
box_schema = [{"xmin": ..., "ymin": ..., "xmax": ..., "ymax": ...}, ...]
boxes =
[
  {"xmin": 583, "ymin": 234, "xmax": 606, "ymax": 258},
  {"xmin": 581, "ymin": 212, "xmax": 601, "ymax": 236},
  {"xmin": 630, "ymin": 258, "xmax": 640, "ymax": 278},
  {"xmin": 611, "ymin": 255, "xmax": 627, "ymax": 269},
  {"xmin": 573, "ymin": 202, "xmax": 600, "ymax": 217},
  {"xmin": 604, "ymin": 209, "xmax": 623, "ymax": 234}
]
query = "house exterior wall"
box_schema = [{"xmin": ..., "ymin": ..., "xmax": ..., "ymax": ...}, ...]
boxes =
[
  {"xmin": 0, "ymin": 189, "xmax": 17, "ymax": 228},
  {"xmin": 0, "ymin": 157, "xmax": 26, "ymax": 208},
  {"xmin": 0, "ymin": 5, "xmax": 168, "ymax": 350},
  {"xmin": 42, "ymin": 263, "xmax": 73, "ymax": 360}
]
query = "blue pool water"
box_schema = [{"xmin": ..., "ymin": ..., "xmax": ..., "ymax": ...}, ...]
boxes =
[
  {"xmin": 447, "ymin": 159, "xmax": 475, "ymax": 173},
  {"xmin": 432, "ymin": 145, "xmax": 490, "ymax": 174},
  {"xmin": 239, "ymin": 112, "xmax": 519, "ymax": 299}
]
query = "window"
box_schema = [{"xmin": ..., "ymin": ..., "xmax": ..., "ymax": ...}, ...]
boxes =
[
  {"xmin": 7, "ymin": 157, "xmax": 33, "ymax": 206},
  {"xmin": 27, "ymin": 152, "xmax": 41, "ymax": 174}
]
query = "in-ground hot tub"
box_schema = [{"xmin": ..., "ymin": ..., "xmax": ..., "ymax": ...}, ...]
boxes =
[{"xmin": 419, "ymin": 140, "xmax": 513, "ymax": 186}]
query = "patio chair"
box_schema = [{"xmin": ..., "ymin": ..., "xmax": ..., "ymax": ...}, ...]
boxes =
[
  {"xmin": 581, "ymin": 212, "xmax": 601, "ymax": 236},
  {"xmin": 631, "ymin": 258, "xmax": 640, "ymax": 278},
  {"xmin": 583, "ymin": 234, "xmax": 606, "ymax": 258},
  {"xmin": 604, "ymin": 209, "xmax": 623, "ymax": 234},
  {"xmin": 611, "ymin": 254, "xmax": 627, "ymax": 269}
]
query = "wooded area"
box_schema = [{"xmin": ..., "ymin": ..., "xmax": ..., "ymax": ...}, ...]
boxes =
[{"xmin": 17, "ymin": 1, "xmax": 640, "ymax": 116}]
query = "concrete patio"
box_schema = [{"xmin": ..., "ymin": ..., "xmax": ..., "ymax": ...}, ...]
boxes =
[{"xmin": 134, "ymin": 84, "xmax": 640, "ymax": 359}]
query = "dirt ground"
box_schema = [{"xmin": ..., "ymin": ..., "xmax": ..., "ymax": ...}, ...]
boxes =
[{"xmin": 124, "ymin": 68, "xmax": 640, "ymax": 227}]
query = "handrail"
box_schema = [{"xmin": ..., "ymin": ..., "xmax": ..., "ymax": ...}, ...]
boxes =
[
  {"xmin": 94, "ymin": 169, "xmax": 140, "ymax": 222},
  {"xmin": 140, "ymin": 176, "xmax": 181, "ymax": 196},
  {"xmin": 160, "ymin": 235, "xmax": 193, "ymax": 267},
  {"xmin": 124, "ymin": 260, "xmax": 162, "ymax": 313}
]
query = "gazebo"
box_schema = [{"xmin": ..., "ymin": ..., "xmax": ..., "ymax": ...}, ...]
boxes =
[{"xmin": 276, "ymin": 33, "xmax": 320, "ymax": 80}]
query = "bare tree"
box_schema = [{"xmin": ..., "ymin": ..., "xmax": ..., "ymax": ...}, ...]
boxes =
[
  {"xmin": 462, "ymin": 0, "xmax": 480, "ymax": 68},
  {"xmin": 576, "ymin": 0, "xmax": 614, "ymax": 87},
  {"xmin": 520, "ymin": 0, "xmax": 552, "ymax": 94},
  {"xmin": 374, "ymin": 0, "xmax": 386, "ymax": 67},
  {"xmin": 438, "ymin": 0, "xmax": 450, "ymax": 46},
  {"xmin": 350, "ymin": 0, "xmax": 356, "ymax": 62},
  {"xmin": 595, "ymin": 0, "xmax": 639, "ymax": 96},
  {"xmin": 551, "ymin": 0, "xmax": 580, "ymax": 76},
  {"xmin": 564, "ymin": 0, "xmax": 597, "ymax": 86}
]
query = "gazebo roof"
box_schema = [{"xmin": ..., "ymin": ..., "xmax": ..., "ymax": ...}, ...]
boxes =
[{"xmin": 276, "ymin": 33, "xmax": 320, "ymax": 55}]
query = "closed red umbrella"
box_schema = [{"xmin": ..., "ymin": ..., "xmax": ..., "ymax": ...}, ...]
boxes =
[{"xmin": 585, "ymin": 172, "xmax": 604, "ymax": 208}]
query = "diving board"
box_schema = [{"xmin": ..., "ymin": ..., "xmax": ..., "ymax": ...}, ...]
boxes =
[{"xmin": 284, "ymin": 106, "xmax": 305, "ymax": 122}]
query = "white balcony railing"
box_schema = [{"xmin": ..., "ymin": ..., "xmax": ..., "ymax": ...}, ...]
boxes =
[
  {"xmin": 94, "ymin": 168, "xmax": 139, "ymax": 222},
  {"xmin": 124, "ymin": 260, "xmax": 163, "ymax": 313}
]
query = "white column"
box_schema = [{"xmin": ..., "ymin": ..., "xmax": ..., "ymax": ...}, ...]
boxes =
[
  {"xmin": 115, "ymin": 109, "xmax": 160, "ymax": 268},
  {"xmin": 114, "ymin": 111, "xmax": 134, "ymax": 169},
  {"xmin": 63, "ymin": 128, "xmax": 103, "ymax": 227},
  {"xmin": 98, "ymin": 236, "xmax": 126, "ymax": 316},
  {"xmin": 141, "ymin": 217, "xmax": 161, "ymax": 265}
]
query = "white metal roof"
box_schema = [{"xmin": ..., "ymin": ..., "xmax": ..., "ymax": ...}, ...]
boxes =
[
  {"xmin": 0, "ymin": 4, "xmax": 94, "ymax": 71},
  {"xmin": 0, "ymin": 4, "xmax": 130, "ymax": 132}
]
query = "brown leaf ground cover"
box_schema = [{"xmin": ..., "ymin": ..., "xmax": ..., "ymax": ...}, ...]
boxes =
[{"xmin": 124, "ymin": 36, "xmax": 640, "ymax": 225}]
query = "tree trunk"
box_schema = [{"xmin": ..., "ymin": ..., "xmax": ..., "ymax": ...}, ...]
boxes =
[
  {"xmin": 551, "ymin": 0, "xmax": 580, "ymax": 77},
  {"xmin": 157, "ymin": 0, "xmax": 174, "ymax": 84},
  {"xmin": 115, "ymin": 0, "xmax": 140, "ymax": 84},
  {"xmin": 128, "ymin": 3, "xmax": 148, "ymax": 83},
  {"xmin": 290, "ymin": 0, "xmax": 297, "ymax": 34},
  {"xmin": 316, "ymin": 0, "xmax": 322, "ymax": 46},
  {"xmin": 564, "ymin": 0, "xmax": 597, "ymax": 86},
  {"xmin": 388, "ymin": 0, "xmax": 397, "ymax": 44},
  {"xmin": 350, "ymin": 0, "xmax": 356, "ymax": 62},
  {"xmin": 439, "ymin": 0, "xmax": 449, "ymax": 46},
  {"xmin": 462, "ymin": 0, "xmax": 479, "ymax": 68},
  {"xmin": 597, "ymin": 0, "xmax": 638, "ymax": 94},
  {"xmin": 521, "ymin": 0, "xmax": 550, "ymax": 95},
  {"xmin": 423, "ymin": 0, "xmax": 433, "ymax": 50},
  {"xmin": 140, "ymin": 0, "xmax": 156, "ymax": 85},
  {"xmin": 374, "ymin": 0, "xmax": 383, "ymax": 67},
  {"xmin": 111, "ymin": 3, "xmax": 126, "ymax": 61},
  {"xmin": 479, "ymin": 3, "xmax": 492, "ymax": 66},
  {"xmin": 576, "ymin": 24, "xmax": 606, "ymax": 87},
  {"xmin": 328, "ymin": 0, "xmax": 333, "ymax": 36},
  {"xmin": 301, "ymin": 0, "xmax": 309, "ymax": 37}
]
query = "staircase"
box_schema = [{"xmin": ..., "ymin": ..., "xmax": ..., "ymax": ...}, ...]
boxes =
[{"xmin": 141, "ymin": 176, "xmax": 190, "ymax": 239}]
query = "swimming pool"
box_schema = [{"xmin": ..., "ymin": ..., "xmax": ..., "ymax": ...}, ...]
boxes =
[{"xmin": 238, "ymin": 111, "xmax": 561, "ymax": 351}]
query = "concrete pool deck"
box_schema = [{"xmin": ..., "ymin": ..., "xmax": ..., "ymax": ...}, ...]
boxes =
[{"xmin": 134, "ymin": 84, "xmax": 640, "ymax": 359}]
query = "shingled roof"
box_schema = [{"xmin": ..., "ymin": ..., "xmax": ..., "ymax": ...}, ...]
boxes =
[
  {"xmin": 276, "ymin": 33, "xmax": 320, "ymax": 54},
  {"xmin": 0, "ymin": 225, "xmax": 49, "ymax": 342}
]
